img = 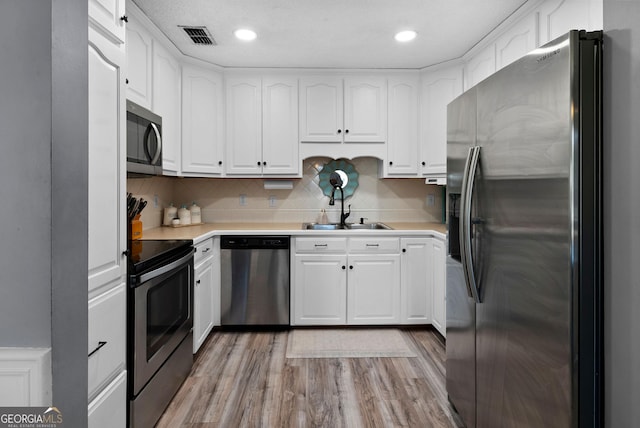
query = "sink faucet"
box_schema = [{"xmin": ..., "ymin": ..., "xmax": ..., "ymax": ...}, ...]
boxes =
[{"xmin": 329, "ymin": 172, "xmax": 351, "ymax": 227}]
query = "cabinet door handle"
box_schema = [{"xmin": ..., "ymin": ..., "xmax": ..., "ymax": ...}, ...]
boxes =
[
  {"xmin": 196, "ymin": 279, "xmax": 201, "ymax": 285},
  {"xmin": 202, "ymin": 247, "xmax": 211, "ymax": 253},
  {"xmin": 422, "ymin": 161, "xmax": 426, "ymax": 166},
  {"xmin": 366, "ymin": 243, "xmax": 380, "ymax": 247},
  {"xmin": 389, "ymin": 161, "xmax": 393, "ymax": 166},
  {"xmin": 349, "ymin": 265, "xmax": 354, "ymax": 270},
  {"xmin": 218, "ymin": 161, "xmax": 223, "ymax": 166},
  {"xmin": 120, "ymin": 15, "xmax": 128, "ymax": 23},
  {"xmin": 263, "ymin": 161, "xmax": 267, "ymax": 166},
  {"xmin": 402, "ymin": 248, "xmax": 406, "ymax": 253},
  {"xmin": 342, "ymin": 265, "xmax": 346, "ymax": 270},
  {"xmin": 314, "ymin": 244, "xmax": 328, "ymax": 247},
  {"xmin": 345, "ymin": 129, "xmax": 349, "ymax": 134},
  {"xmin": 337, "ymin": 129, "xmax": 342, "ymax": 134},
  {"xmin": 88, "ymin": 341, "xmax": 107, "ymax": 358},
  {"xmin": 257, "ymin": 161, "xmax": 262, "ymax": 166}
]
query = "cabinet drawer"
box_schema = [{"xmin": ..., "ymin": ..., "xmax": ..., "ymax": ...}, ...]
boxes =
[
  {"xmin": 194, "ymin": 238, "xmax": 214, "ymax": 265},
  {"xmin": 295, "ymin": 237, "xmax": 347, "ymax": 253},
  {"xmin": 88, "ymin": 371, "xmax": 126, "ymax": 428},
  {"xmin": 349, "ymin": 237, "xmax": 400, "ymax": 253},
  {"xmin": 88, "ymin": 284, "xmax": 126, "ymax": 401}
]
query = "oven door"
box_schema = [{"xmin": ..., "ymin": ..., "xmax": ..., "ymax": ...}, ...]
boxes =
[{"xmin": 131, "ymin": 249, "xmax": 194, "ymax": 396}]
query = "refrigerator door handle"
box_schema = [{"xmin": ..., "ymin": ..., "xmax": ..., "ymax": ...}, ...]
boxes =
[{"xmin": 460, "ymin": 146, "xmax": 482, "ymax": 303}]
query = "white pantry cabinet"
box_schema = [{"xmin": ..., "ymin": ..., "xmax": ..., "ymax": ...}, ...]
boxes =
[
  {"xmin": 420, "ymin": 65, "xmax": 463, "ymax": 177},
  {"xmin": 400, "ymin": 238, "xmax": 432, "ymax": 324},
  {"xmin": 384, "ymin": 75, "xmax": 420, "ymax": 176},
  {"xmin": 89, "ymin": 0, "xmax": 126, "ymax": 44},
  {"xmin": 431, "ymin": 237, "xmax": 447, "ymax": 336},
  {"xmin": 88, "ymin": 20, "xmax": 127, "ymax": 426},
  {"xmin": 193, "ymin": 238, "xmax": 219, "ymax": 353},
  {"xmin": 225, "ymin": 76, "xmax": 299, "ymax": 176},
  {"xmin": 299, "ymin": 76, "xmax": 387, "ymax": 144},
  {"xmin": 153, "ymin": 42, "xmax": 182, "ymax": 175},
  {"xmin": 182, "ymin": 64, "xmax": 224, "ymax": 175}
]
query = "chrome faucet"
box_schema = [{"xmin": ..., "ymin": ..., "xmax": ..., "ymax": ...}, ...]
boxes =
[{"xmin": 329, "ymin": 172, "xmax": 351, "ymax": 227}]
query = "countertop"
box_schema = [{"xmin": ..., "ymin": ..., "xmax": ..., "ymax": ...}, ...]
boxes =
[{"xmin": 140, "ymin": 222, "xmax": 447, "ymax": 243}]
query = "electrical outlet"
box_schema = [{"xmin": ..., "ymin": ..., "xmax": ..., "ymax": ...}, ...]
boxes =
[
  {"xmin": 269, "ymin": 195, "xmax": 277, "ymax": 208},
  {"xmin": 426, "ymin": 194, "xmax": 435, "ymax": 207},
  {"xmin": 239, "ymin": 194, "xmax": 246, "ymax": 206},
  {"xmin": 153, "ymin": 194, "xmax": 159, "ymax": 208}
]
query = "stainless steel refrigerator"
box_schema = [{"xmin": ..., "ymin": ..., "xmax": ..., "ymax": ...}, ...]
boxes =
[{"xmin": 446, "ymin": 30, "xmax": 603, "ymax": 428}]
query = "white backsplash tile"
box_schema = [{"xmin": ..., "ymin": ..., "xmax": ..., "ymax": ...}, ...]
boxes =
[{"xmin": 127, "ymin": 157, "xmax": 444, "ymax": 229}]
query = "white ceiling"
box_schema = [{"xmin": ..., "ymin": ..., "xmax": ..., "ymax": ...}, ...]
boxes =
[{"xmin": 132, "ymin": 0, "xmax": 529, "ymax": 69}]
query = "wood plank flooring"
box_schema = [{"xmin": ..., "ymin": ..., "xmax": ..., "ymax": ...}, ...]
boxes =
[{"xmin": 156, "ymin": 328, "xmax": 464, "ymax": 428}]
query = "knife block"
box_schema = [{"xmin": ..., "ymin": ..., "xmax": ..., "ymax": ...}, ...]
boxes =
[{"xmin": 130, "ymin": 215, "xmax": 143, "ymax": 240}]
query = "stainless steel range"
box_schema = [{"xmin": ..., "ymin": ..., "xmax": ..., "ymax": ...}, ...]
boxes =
[{"xmin": 127, "ymin": 239, "xmax": 195, "ymax": 427}]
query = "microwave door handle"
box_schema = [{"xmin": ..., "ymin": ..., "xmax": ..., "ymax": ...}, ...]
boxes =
[
  {"xmin": 149, "ymin": 122, "xmax": 162, "ymax": 165},
  {"xmin": 461, "ymin": 146, "xmax": 482, "ymax": 303}
]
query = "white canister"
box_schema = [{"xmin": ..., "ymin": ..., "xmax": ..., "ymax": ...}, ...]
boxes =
[
  {"xmin": 178, "ymin": 205, "xmax": 191, "ymax": 225},
  {"xmin": 189, "ymin": 202, "xmax": 202, "ymax": 224},
  {"xmin": 163, "ymin": 203, "xmax": 178, "ymax": 226}
]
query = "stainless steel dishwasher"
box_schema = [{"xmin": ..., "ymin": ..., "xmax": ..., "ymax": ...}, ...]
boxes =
[{"xmin": 220, "ymin": 236, "xmax": 290, "ymax": 326}]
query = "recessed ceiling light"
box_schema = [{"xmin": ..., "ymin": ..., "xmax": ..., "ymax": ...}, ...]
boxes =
[
  {"xmin": 234, "ymin": 28, "xmax": 257, "ymax": 41},
  {"xmin": 395, "ymin": 30, "xmax": 417, "ymax": 42}
]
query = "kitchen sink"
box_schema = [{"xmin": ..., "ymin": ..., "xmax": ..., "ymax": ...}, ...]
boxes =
[{"xmin": 302, "ymin": 222, "xmax": 392, "ymax": 230}]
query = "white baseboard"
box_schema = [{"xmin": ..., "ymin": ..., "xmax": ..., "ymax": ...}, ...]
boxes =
[{"xmin": 0, "ymin": 347, "xmax": 52, "ymax": 406}]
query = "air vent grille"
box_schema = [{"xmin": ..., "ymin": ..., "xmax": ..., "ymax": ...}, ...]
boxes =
[{"xmin": 180, "ymin": 26, "xmax": 216, "ymax": 45}]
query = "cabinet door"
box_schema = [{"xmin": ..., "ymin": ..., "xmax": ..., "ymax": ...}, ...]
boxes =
[
  {"xmin": 193, "ymin": 260, "xmax": 214, "ymax": 353},
  {"xmin": 88, "ymin": 28, "xmax": 126, "ymax": 293},
  {"xmin": 226, "ymin": 77, "xmax": 262, "ymax": 174},
  {"xmin": 262, "ymin": 77, "xmax": 299, "ymax": 175},
  {"xmin": 431, "ymin": 238, "xmax": 446, "ymax": 336},
  {"xmin": 400, "ymin": 238, "xmax": 431, "ymax": 324},
  {"xmin": 125, "ymin": 18, "xmax": 152, "ymax": 108},
  {"xmin": 181, "ymin": 65, "xmax": 224, "ymax": 175},
  {"xmin": 299, "ymin": 77, "xmax": 343, "ymax": 143},
  {"xmin": 153, "ymin": 43, "xmax": 181, "ymax": 175},
  {"xmin": 89, "ymin": 0, "xmax": 125, "ymax": 44},
  {"xmin": 386, "ymin": 76, "xmax": 419, "ymax": 176},
  {"xmin": 495, "ymin": 14, "xmax": 538, "ymax": 70},
  {"xmin": 464, "ymin": 44, "xmax": 496, "ymax": 90},
  {"xmin": 88, "ymin": 371, "xmax": 126, "ymax": 428},
  {"xmin": 293, "ymin": 255, "xmax": 347, "ymax": 325},
  {"xmin": 347, "ymin": 254, "xmax": 400, "ymax": 324},
  {"xmin": 420, "ymin": 65, "xmax": 463, "ymax": 176},
  {"xmin": 343, "ymin": 77, "xmax": 387, "ymax": 143}
]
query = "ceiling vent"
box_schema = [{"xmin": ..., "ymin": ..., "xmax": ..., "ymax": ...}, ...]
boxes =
[{"xmin": 180, "ymin": 26, "xmax": 216, "ymax": 46}]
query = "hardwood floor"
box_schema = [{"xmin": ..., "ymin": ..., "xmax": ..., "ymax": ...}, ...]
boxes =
[{"xmin": 157, "ymin": 328, "xmax": 464, "ymax": 428}]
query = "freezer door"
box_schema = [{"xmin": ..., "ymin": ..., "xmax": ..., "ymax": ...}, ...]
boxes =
[{"xmin": 474, "ymin": 32, "xmax": 574, "ymax": 427}]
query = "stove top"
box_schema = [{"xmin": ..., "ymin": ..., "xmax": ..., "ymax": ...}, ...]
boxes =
[{"xmin": 128, "ymin": 239, "xmax": 193, "ymax": 274}]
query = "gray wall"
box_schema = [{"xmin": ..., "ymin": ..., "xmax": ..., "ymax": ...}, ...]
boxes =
[
  {"xmin": 603, "ymin": 0, "xmax": 640, "ymax": 426},
  {"xmin": 51, "ymin": 0, "xmax": 88, "ymax": 425},
  {"xmin": 0, "ymin": 0, "xmax": 88, "ymax": 425},
  {"xmin": 0, "ymin": 0, "xmax": 52, "ymax": 347}
]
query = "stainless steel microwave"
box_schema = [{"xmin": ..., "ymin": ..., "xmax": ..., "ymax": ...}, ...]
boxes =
[{"xmin": 126, "ymin": 100, "xmax": 162, "ymax": 176}]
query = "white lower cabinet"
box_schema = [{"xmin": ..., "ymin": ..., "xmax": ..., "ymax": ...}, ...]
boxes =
[
  {"xmin": 292, "ymin": 236, "xmax": 400, "ymax": 325},
  {"xmin": 431, "ymin": 237, "xmax": 447, "ymax": 336},
  {"xmin": 88, "ymin": 371, "xmax": 126, "ymax": 428},
  {"xmin": 193, "ymin": 238, "xmax": 219, "ymax": 353},
  {"xmin": 400, "ymin": 238, "xmax": 432, "ymax": 324}
]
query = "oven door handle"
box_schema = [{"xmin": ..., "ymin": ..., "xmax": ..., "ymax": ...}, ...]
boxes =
[{"xmin": 136, "ymin": 248, "xmax": 195, "ymax": 284}]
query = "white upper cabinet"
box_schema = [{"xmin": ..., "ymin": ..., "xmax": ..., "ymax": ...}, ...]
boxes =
[
  {"xmin": 495, "ymin": 14, "xmax": 538, "ymax": 70},
  {"xmin": 538, "ymin": 0, "xmax": 602, "ymax": 45},
  {"xmin": 225, "ymin": 77, "xmax": 263, "ymax": 174},
  {"xmin": 182, "ymin": 64, "xmax": 224, "ymax": 175},
  {"xmin": 464, "ymin": 44, "xmax": 496, "ymax": 90},
  {"xmin": 420, "ymin": 65, "xmax": 463, "ymax": 176},
  {"xmin": 152, "ymin": 43, "xmax": 181, "ymax": 175},
  {"xmin": 385, "ymin": 75, "xmax": 419, "ymax": 176},
  {"xmin": 299, "ymin": 77, "xmax": 344, "ymax": 143},
  {"xmin": 88, "ymin": 27, "xmax": 126, "ymax": 294},
  {"xmin": 89, "ymin": 0, "xmax": 126, "ymax": 44},
  {"xmin": 343, "ymin": 77, "xmax": 387, "ymax": 143},
  {"xmin": 125, "ymin": 18, "xmax": 152, "ymax": 109},
  {"xmin": 299, "ymin": 76, "xmax": 386, "ymax": 143},
  {"xmin": 225, "ymin": 75, "xmax": 299, "ymax": 176},
  {"xmin": 262, "ymin": 77, "xmax": 299, "ymax": 175}
]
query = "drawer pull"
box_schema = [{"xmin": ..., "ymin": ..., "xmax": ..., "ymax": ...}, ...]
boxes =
[
  {"xmin": 88, "ymin": 341, "xmax": 107, "ymax": 358},
  {"xmin": 314, "ymin": 244, "xmax": 328, "ymax": 247},
  {"xmin": 202, "ymin": 247, "xmax": 211, "ymax": 253},
  {"xmin": 366, "ymin": 243, "xmax": 380, "ymax": 247}
]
